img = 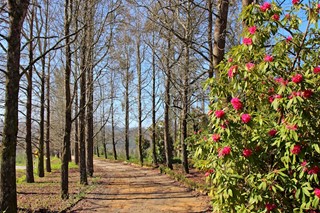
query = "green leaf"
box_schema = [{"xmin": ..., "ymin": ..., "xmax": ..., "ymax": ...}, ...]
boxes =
[{"xmin": 302, "ymin": 187, "xmax": 310, "ymax": 197}]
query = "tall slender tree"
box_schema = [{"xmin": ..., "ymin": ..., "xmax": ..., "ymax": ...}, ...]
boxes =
[
  {"xmin": 25, "ymin": 1, "xmax": 35, "ymax": 183},
  {"xmin": 79, "ymin": 0, "xmax": 89, "ymax": 185},
  {"xmin": 61, "ymin": 0, "xmax": 73, "ymax": 199},
  {"xmin": 86, "ymin": 0, "xmax": 95, "ymax": 177},
  {"xmin": 0, "ymin": 1, "xmax": 30, "ymax": 212},
  {"xmin": 151, "ymin": 31, "xmax": 158, "ymax": 166},
  {"xmin": 110, "ymin": 71, "xmax": 117, "ymax": 160}
]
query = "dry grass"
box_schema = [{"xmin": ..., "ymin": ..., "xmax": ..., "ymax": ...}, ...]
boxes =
[{"xmin": 16, "ymin": 159, "xmax": 99, "ymax": 212}]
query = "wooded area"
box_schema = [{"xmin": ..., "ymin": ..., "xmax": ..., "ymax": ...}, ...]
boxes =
[{"xmin": 7, "ymin": 0, "xmax": 317, "ymax": 212}]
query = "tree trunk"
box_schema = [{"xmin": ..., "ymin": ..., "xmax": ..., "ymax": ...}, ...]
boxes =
[
  {"xmin": 242, "ymin": 0, "xmax": 253, "ymax": 27},
  {"xmin": 86, "ymin": 2, "xmax": 94, "ymax": 177},
  {"xmin": 207, "ymin": 0, "xmax": 214, "ymax": 78},
  {"xmin": 181, "ymin": 1, "xmax": 192, "ymax": 174},
  {"xmin": 151, "ymin": 33, "xmax": 157, "ymax": 166},
  {"xmin": 212, "ymin": 0, "xmax": 229, "ymax": 74},
  {"xmin": 181, "ymin": 43, "xmax": 190, "ymax": 174},
  {"xmin": 38, "ymin": 40, "xmax": 46, "ymax": 178},
  {"xmin": 45, "ymin": 0, "xmax": 51, "ymax": 173},
  {"xmin": 73, "ymin": 2, "xmax": 80, "ymax": 165},
  {"xmin": 79, "ymin": 0, "xmax": 88, "ymax": 185},
  {"xmin": 0, "ymin": 1, "xmax": 29, "ymax": 212},
  {"xmin": 103, "ymin": 129, "xmax": 107, "ymax": 159},
  {"xmin": 164, "ymin": 38, "xmax": 173, "ymax": 170},
  {"xmin": 136, "ymin": 38, "xmax": 143, "ymax": 166},
  {"xmin": 96, "ymin": 146, "xmax": 100, "ymax": 157},
  {"xmin": 26, "ymin": 2, "xmax": 35, "ymax": 183},
  {"xmin": 111, "ymin": 72, "xmax": 117, "ymax": 160},
  {"xmin": 61, "ymin": 0, "xmax": 73, "ymax": 200},
  {"xmin": 125, "ymin": 63, "xmax": 130, "ymax": 160}
]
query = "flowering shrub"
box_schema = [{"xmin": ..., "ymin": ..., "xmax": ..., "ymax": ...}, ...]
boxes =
[{"xmin": 193, "ymin": 1, "xmax": 320, "ymax": 212}]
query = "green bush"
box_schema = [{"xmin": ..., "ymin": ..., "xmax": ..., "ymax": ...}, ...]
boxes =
[{"xmin": 193, "ymin": 1, "xmax": 320, "ymax": 212}]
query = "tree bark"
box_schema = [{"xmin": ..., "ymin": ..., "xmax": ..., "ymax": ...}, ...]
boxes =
[
  {"xmin": 102, "ymin": 101, "xmax": 107, "ymax": 159},
  {"xmin": 86, "ymin": 1, "xmax": 94, "ymax": 177},
  {"xmin": 74, "ymin": 67, "xmax": 79, "ymax": 165},
  {"xmin": 136, "ymin": 38, "xmax": 143, "ymax": 166},
  {"xmin": 45, "ymin": 0, "xmax": 52, "ymax": 172},
  {"xmin": 79, "ymin": 0, "xmax": 88, "ymax": 185},
  {"xmin": 242, "ymin": 0, "xmax": 253, "ymax": 27},
  {"xmin": 111, "ymin": 72, "xmax": 117, "ymax": 160},
  {"xmin": 151, "ymin": 33, "xmax": 157, "ymax": 166},
  {"xmin": 61, "ymin": 0, "xmax": 73, "ymax": 200},
  {"xmin": 212, "ymin": 0, "xmax": 229, "ymax": 74},
  {"xmin": 164, "ymin": 38, "xmax": 173, "ymax": 170},
  {"xmin": 207, "ymin": 0, "xmax": 214, "ymax": 78},
  {"xmin": 0, "ymin": 1, "xmax": 29, "ymax": 212},
  {"xmin": 181, "ymin": 43, "xmax": 190, "ymax": 174},
  {"xmin": 125, "ymin": 58, "xmax": 130, "ymax": 160},
  {"xmin": 26, "ymin": 2, "xmax": 35, "ymax": 183}
]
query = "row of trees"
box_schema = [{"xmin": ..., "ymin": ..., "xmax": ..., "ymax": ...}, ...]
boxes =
[{"xmin": 0, "ymin": 0, "xmax": 245, "ymax": 211}]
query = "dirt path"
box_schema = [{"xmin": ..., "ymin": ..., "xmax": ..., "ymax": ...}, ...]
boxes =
[{"xmin": 70, "ymin": 159, "xmax": 211, "ymax": 213}]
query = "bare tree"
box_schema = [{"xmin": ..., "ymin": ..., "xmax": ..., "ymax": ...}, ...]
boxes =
[
  {"xmin": 0, "ymin": 1, "xmax": 30, "ymax": 212},
  {"xmin": 79, "ymin": 0, "xmax": 88, "ymax": 185},
  {"xmin": 25, "ymin": 1, "xmax": 35, "ymax": 183},
  {"xmin": 86, "ymin": 0, "xmax": 94, "ymax": 177},
  {"xmin": 61, "ymin": 0, "xmax": 73, "ymax": 199}
]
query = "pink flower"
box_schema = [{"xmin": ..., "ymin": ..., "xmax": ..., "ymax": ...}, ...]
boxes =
[
  {"xmin": 292, "ymin": 74, "xmax": 303, "ymax": 83},
  {"xmin": 314, "ymin": 188, "xmax": 320, "ymax": 199},
  {"xmin": 318, "ymin": 4, "xmax": 320, "ymax": 12},
  {"xmin": 205, "ymin": 169, "xmax": 214, "ymax": 177},
  {"xmin": 231, "ymin": 97, "xmax": 243, "ymax": 110},
  {"xmin": 264, "ymin": 55, "xmax": 273, "ymax": 62},
  {"xmin": 260, "ymin": 2, "xmax": 271, "ymax": 12},
  {"xmin": 301, "ymin": 160, "xmax": 307, "ymax": 167},
  {"xmin": 269, "ymin": 96, "xmax": 275, "ymax": 103},
  {"xmin": 218, "ymin": 146, "xmax": 231, "ymax": 157},
  {"xmin": 215, "ymin": 110, "xmax": 225, "ymax": 118},
  {"xmin": 268, "ymin": 129, "xmax": 277, "ymax": 137},
  {"xmin": 265, "ymin": 203, "xmax": 276, "ymax": 212},
  {"xmin": 243, "ymin": 37, "xmax": 253, "ymax": 45},
  {"xmin": 212, "ymin": 134, "xmax": 221, "ymax": 142},
  {"xmin": 248, "ymin": 26, "xmax": 257, "ymax": 34},
  {"xmin": 228, "ymin": 65, "xmax": 238, "ymax": 78},
  {"xmin": 228, "ymin": 58, "xmax": 233, "ymax": 62},
  {"xmin": 286, "ymin": 124, "xmax": 298, "ymax": 131},
  {"xmin": 286, "ymin": 36, "xmax": 292, "ymax": 43},
  {"xmin": 292, "ymin": 0, "xmax": 299, "ymax": 5},
  {"xmin": 302, "ymin": 89, "xmax": 313, "ymax": 98},
  {"xmin": 274, "ymin": 94, "xmax": 282, "ymax": 99},
  {"xmin": 272, "ymin": 14, "xmax": 280, "ymax": 21},
  {"xmin": 275, "ymin": 77, "xmax": 288, "ymax": 86},
  {"xmin": 243, "ymin": 149, "xmax": 253, "ymax": 158},
  {"xmin": 314, "ymin": 66, "xmax": 320, "ymax": 74},
  {"xmin": 308, "ymin": 166, "xmax": 320, "ymax": 175},
  {"xmin": 246, "ymin": 62, "xmax": 255, "ymax": 71},
  {"xmin": 241, "ymin": 114, "xmax": 251, "ymax": 123},
  {"xmin": 285, "ymin": 14, "xmax": 291, "ymax": 19},
  {"xmin": 291, "ymin": 145, "xmax": 301, "ymax": 155},
  {"xmin": 203, "ymin": 136, "xmax": 207, "ymax": 141}
]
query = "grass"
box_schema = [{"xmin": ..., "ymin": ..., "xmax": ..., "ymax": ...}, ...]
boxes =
[
  {"xmin": 159, "ymin": 165, "xmax": 210, "ymax": 194},
  {"xmin": 95, "ymin": 153, "xmax": 155, "ymax": 167},
  {"xmin": 16, "ymin": 156, "xmax": 100, "ymax": 212}
]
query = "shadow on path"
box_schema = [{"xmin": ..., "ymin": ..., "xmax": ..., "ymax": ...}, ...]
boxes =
[{"xmin": 70, "ymin": 159, "xmax": 211, "ymax": 213}]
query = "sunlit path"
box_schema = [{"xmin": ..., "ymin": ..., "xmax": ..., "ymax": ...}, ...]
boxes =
[{"xmin": 70, "ymin": 159, "xmax": 211, "ymax": 213}]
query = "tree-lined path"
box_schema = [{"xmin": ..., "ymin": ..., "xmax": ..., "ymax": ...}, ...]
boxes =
[{"xmin": 70, "ymin": 159, "xmax": 211, "ymax": 213}]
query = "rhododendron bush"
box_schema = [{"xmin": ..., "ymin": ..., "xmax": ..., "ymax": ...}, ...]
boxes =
[{"xmin": 192, "ymin": 1, "xmax": 320, "ymax": 212}]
